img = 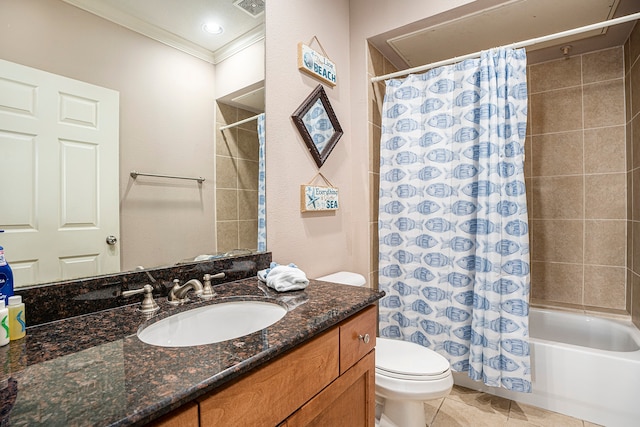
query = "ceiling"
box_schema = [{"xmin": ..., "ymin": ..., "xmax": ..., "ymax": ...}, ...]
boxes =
[
  {"xmin": 371, "ymin": 0, "xmax": 640, "ymax": 71},
  {"xmin": 63, "ymin": 0, "xmax": 266, "ymax": 112},
  {"xmin": 62, "ymin": 0, "xmax": 640, "ymax": 83},
  {"xmin": 62, "ymin": 0, "xmax": 265, "ymax": 64}
]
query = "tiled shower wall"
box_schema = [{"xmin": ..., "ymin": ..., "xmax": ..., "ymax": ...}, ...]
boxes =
[
  {"xmin": 368, "ymin": 37, "xmax": 639, "ymax": 319},
  {"xmin": 215, "ymin": 103, "xmax": 260, "ymax": 252},
  {"xmin": 526, "ymin": 46, "xmax": 627, "ymax": 313},
  {"xmin": 627, "ymin": 22, "xmax": 640, "ymax": 328},
  {"xmin": 368, "ymin": 44, "xmax": 398, "ymax": 290}
]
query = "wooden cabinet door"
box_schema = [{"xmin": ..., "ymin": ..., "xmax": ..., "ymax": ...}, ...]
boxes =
[
  {"xmin": 283, "ymin": 350, "xmax": 375, "ymax": 427},
  {"xmin": 198, "ymin": 329, "xmax": 339, "ymax": 427},
  {"xmin": 148, "ymin": 402, "xmax": 198, "ymax": 427}
]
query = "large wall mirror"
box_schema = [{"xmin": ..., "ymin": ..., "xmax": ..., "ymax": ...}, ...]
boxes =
[{"xmin": 0, "ymin": 0, "xmax": 265, "ymax": 287}]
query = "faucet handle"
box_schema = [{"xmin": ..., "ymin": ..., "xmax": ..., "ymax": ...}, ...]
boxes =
[
  {"xmin": 201, "ymin": 273, "xmax": 223, "ymax": 299},
  {"xmin": 122, "ymin": 283, "xmax": 153, "ymax": 297},
  {"xmin": 122, "ymin": 284, "xmax": 160, "ymax": 314},
  {"xmin": 167, "ymin": 279, "xmax": 182, "ymax": 304}
]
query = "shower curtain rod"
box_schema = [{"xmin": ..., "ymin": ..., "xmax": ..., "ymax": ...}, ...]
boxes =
[
  {"xmin": 219, "ymin": 113, "xmax": 262, "ymax": 131},
  {"xmin": 371, "ymin": 11, "xmax": 640, "ymax": 83}
]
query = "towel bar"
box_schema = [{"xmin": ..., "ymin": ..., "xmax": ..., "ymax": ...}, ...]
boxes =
[{"xmin": 130, "ymin": 171, "xmax": 205, "ymax": 184}]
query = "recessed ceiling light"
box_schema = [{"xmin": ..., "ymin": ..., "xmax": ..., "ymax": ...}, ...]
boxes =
[{"xmin": 203, "ymin": 22, "xmax": 224, "ymax": 35}]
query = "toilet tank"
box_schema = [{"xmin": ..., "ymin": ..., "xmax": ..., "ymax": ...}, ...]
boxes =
[{"xmin": 316, "ymin": 271, "xmax": 366, "ymax": 287}]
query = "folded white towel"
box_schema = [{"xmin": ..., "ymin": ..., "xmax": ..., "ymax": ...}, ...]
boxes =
[{"xmin": 265, "ymin": 265, "xmax": 309, "ymax": 292}]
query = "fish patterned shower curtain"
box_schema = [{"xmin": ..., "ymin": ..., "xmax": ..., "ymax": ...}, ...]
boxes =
[
  {"xmin": 257, "ymin": 113, "xmax": 266, "ymax": 252},
  {"xmin": 378, "ymin": 48, "xmax": 532, "ymax": 391}
]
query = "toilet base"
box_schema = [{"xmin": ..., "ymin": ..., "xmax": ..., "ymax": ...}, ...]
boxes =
[{"xmin": 378, "ymin": 397, "xmax": 426, "ymax": 427}]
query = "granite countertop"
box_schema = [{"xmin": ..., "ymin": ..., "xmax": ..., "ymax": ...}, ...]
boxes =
[{"xmin": 0, "ymin": 278, "xmax": 384, "ymax": 426}]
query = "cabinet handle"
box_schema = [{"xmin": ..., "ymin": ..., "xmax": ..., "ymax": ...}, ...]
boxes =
[{"xmin": 358, "ymin": 333, "xmax": 370, "ymax": 344}]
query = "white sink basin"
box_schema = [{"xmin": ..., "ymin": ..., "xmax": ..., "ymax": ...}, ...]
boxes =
[{"xmin": 138, "ymin": 301, "xmax": 287, "ymax": 347}]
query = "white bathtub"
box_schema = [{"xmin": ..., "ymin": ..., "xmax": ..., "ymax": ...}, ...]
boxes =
[{"xmin": 453, "ymin": 307, "xmax": 640, "ymax": 426}]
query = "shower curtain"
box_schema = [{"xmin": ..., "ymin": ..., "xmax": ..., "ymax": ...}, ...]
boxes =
[
  {"xmin": 378, "ymin": 48, "xmax": 532, "ymax": 391},
  {"xmin": 257, "ymin": 113, "xmax": 266, "ymax": 252}
]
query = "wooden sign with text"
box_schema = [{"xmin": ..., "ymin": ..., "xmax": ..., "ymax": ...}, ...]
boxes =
[
  {"xmin": 297, "ymin": 42, "xmax": 337, "ymax": 87},
  {"xmin": 300, "ymin": 185, "xmax": 339, "ymax": 212}
]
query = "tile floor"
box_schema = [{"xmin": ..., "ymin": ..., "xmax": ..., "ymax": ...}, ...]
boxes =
[{"xmin": 421, "ymin": 385, "xmax": 602, "ymax": 426}]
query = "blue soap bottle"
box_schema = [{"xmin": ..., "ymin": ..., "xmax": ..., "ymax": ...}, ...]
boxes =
[{"xmin": 0, "ymin": 231, "xmax": 14, "ymax": 305}]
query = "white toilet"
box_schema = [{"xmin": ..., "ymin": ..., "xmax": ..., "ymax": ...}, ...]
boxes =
[{"xmin": 317, "ymin": 271, "xmax": 453, "ymax": 427}]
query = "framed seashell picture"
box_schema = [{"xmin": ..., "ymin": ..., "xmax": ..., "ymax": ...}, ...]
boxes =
[{"xmin": 291, "ymin": 84, "xmax": 343, "ymax": 168}]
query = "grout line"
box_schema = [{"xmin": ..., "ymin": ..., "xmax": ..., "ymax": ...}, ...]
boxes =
[
  {"xmin": 629, "ymin": 36, "xmax": 636, "ymax": 316},
  {"xmin": 528, "ymin": 124, "xmax": 624, "ymax": 138},
  {"xmin": 529, "ymin": 75, "xmax": 624, "ymax": 96},
  {"xmin": 530, "ymin": 171, "xmax": 627, "ymax": 179},
  {"xmin": 580, "ymin": 53, "xmax": 586, "ymax": 307}
]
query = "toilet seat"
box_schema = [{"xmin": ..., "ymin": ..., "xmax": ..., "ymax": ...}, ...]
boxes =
[{"xmin": 376, "ymin": 338, "xmax": 451, "ymax": 380}]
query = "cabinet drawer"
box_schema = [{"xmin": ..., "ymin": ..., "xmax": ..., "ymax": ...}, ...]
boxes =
[{"xmin": 339, "ymin": 305, "xmax": 377, "ymax": 374}]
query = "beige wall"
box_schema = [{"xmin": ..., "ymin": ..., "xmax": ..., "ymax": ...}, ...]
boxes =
[
  {"xmin": 0, "ymin": 0, "xmax": 217, "ymax": 271},
  {"xmin": 627, "ymin": 22, "xmax": 640, "ymax": 328},
  {"xmin": 265, "ymin": 0, "xmax": 353, "ymax": 278},
  {"xmin": 215, "ymin": 40, "xmax": 265, "ymax": 101},
  {"xmin": 264, "ymin": 0, "xmax": 482, "ymax": 282},
  {"xmin": 215, "ymin": 103, "xmax": 260, "ymax": 252},
  {"xmin": 526, "ymin": 47, "xmax": 627, "ymax": 313}
]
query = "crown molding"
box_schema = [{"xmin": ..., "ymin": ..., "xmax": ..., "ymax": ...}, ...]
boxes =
[
  {"xmin": 213, "ymin": 24, "xmax": 265, "ymax": 64},
  {"xmin": 62, "ymin": 0, "xmax": 263, "ymax": 64}
]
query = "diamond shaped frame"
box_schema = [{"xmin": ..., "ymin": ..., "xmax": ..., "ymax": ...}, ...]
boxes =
[{"xmin": 291, "ymin": 85, "xmax": 343, "ymax": 168}]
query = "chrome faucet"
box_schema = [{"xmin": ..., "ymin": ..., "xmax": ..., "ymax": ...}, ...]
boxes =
[{"xmin": 168, "ymin": 278, "xmax": 203, "ymax": 304}]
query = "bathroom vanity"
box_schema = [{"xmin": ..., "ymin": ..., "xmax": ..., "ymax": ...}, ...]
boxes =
[
  {"xmin": 156, "ymin": 304, "xmax": 377, "ymax": 427},
  {"xmin": 0, "ymin": 276, "xmax": 383, "ymax": 426}
]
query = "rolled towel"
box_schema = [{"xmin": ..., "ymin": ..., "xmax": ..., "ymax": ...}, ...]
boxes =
[
  {"xmin": 257, "ymin": 262, "xmax": 298, "ymax": 282},
  {"xmin": 257, "ymin": 268, "xmax": 269, "ymax": 282},
  {"xmin": 265, "ymin": 265, "xmax": 309, "ymax": 292}
]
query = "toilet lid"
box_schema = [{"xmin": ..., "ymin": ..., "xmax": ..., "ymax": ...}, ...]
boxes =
[
  {"xmin": 376, "ymin": 337, "xmax": 450, "ymax": 379},
  {"xmin": 316, "ymin": 271, "xmax": 366, "ymax": 286}
]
